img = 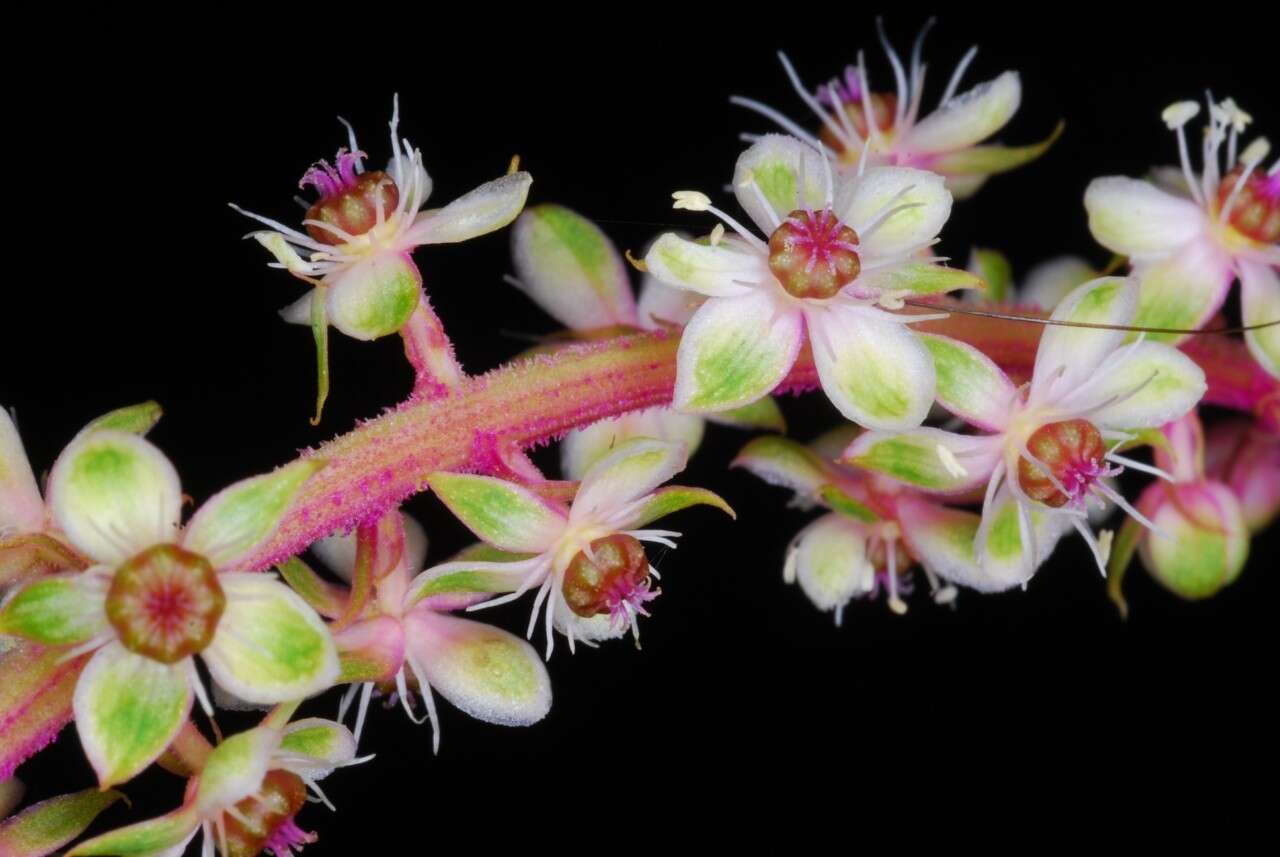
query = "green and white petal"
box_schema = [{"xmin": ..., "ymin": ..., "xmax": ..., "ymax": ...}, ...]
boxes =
[
  {"xmin": 1084, "ymin": 176, "xmax": 1206, "ymax": 260},
  {"xmin": 402, "ymin": 610, "xmax": 551, "ymax": 727},
  {"xmin": 325, "ymin": 251, "xmax": 422, "ymax": 341},
  {"xmin": 510, "ymin": 204, "xmax": 637, "ymax": 329},
  {"xmin": 1020, "ymin": 256, "xmax": 1097, "ymax": 310},
  {"xmin": 1129, "ymin": 239, "xmax": 1234, "ymax": 342},
  {"xmin": 895, "ymin": 498, "xmax": 984, "ymax": 589},
  {"xmin": 674, "ymin": 291, "xmax": 804, "ymax": 413},
  {"xmin": 561, "ymin": 407, "xmax": 705, "ymax": 481},
  {"xmin": 905, "ymin": 71, "xmax": 1022, "ymax": 154},
  {"xmin": 843, "ymin": 428, "xmax": 1001, "ymax": 493},
  {"xmin": 732, "ymin": 435, "xmax": 830, "ymax": 501},
  {"xmin": 426, "ymin": 472, "xmax": 566, "ymax": 553},
  {"xmin": 643, "ymin": 233, "xmax": 761, "ymax": 299},
  {"xmin": 0, "ymin": 571, "xmax": 107, "ymax": 646},
  {"xmin": 182, "ymin": 460, "xmax": 325, "ymax": 570},
  {"xmin": 611, "ymin": 485, "xmax": 734, "ymax": 530},
  {"xmin": 73, "ymin": 642, "xmax": 192, "ymax": 787},
  {"xmin": 1062, "ymin": 341, "xmax": 1206, "ymax": 430},
  {"xmin": 1030, "ymin": 277, "xmax": 1137, "ymax": 400},
  {"xmin": 573, "ymin": 437, "xmax": 688, "ymax": 521},
  {"xmin": 201, "ymin": 574, "xmax": 339, "ymax": 704},
  {"xmin": 404, "ymin": 172, "xmax": 531, "ymax": 245},
  {"xmin": 195, "ymin": 725, "xmax": 277, "ymax": 815},
  {"xmin": 404, "ymin": 553, "xmax": 542, "ymax": 609},
  {"xmin": 787, "ymin": 513, "xmax": 873, "ymax": 617},
  {"xmin": 0, "ymin": 787, "xmax": 125, "ymax": 857},
  {"xmin": 835, "ymin": 166, "xmax": 952, "ymax": 259},
  {"xmin": 806, "ymin": 304, "xmax": 935, "ymax": 430},
  {"xmin": 637, "ymin": 275, "xmax": 704, "ymax": 328},
  {"xmin": 920, "ymin": 333, "xmax": 1017, "ymax": 431},
  {"xmin": 78, "ymin": 401, "xmax": 164, "ymax": 439},
  {"xmin": 65, "ymin": 806, "xmax": 200, "ymax": 857},
  {"xmin": 1240, "ymin": 259, "xmax": 1280, "ymax": 379},
  {"xmin": 731, "ymin": 133, "xmax": 828, "ymax": 233},
  {"xmin": 856, "ymin": 263, "xmax": 983, "ymax": 297},
  {"xmin": 930, "ymin": 120, "xmax": 1064, "ymax": 177},
  {"xmin": 279, "ymin": 717, "xmax": 357, "ymax": 780},
  {"xmin": 974, "ymin": 484, "xmax": 1066, "ymax": 592},
  {"xmin": 48, "ymin": 431, "xmax": 182, "ymax": 565},
  {"xmin": 0, "ymin": 408, "xmax": 43, "ymax": 535}
]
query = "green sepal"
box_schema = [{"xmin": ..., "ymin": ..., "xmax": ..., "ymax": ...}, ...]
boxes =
[{"xmin": 0, "ymin": 788, "xmax": 125, "ymax": 857}]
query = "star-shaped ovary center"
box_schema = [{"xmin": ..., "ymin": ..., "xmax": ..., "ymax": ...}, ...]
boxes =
[
  {"xmin": 768, "ymin": 209, "xmax": 862, "ymax": 300},
  {"xmin": 105, "ymin": 544, "xmax": 225, "ymax": 663}
]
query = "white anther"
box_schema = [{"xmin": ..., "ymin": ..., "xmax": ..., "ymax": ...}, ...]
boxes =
[
  {"xmin": 936, "ymin": 444, "xmax": 969, "ymax": 480},
  {"xmin": 1241, "ymin": 137, "xmax": 1272, "ymax": 169},
  {"xmin": 1162, "ymin": 101, "xmax": 1200, "ymax": 130},
  {"xmin": 709, "ymin": 224, "xmax": 725, "ymax": 246},
  {"xmin": 1097, "ymin": 529, "xmax": 1114, "ymax": 567},
  {"xmin": 878, "ymin": 289, "xmax": 911, "ymax": 310},
  {"xmin": 672, "ymin": 190, "xmax": 712, "ymax": 211},
  {"xmin": 1220, "ymin": 97, "xmax": 1253, "ymax": 133}
]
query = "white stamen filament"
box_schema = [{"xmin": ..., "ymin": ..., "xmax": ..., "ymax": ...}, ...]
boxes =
[
  {"xmin": 404, "ymin": 655, "xmax": 441, "ymax": 753},
  {"xmin": 1219, "ymin": 137, "xmax": 1271, "ymax": 223},
  {"xmin": 885, "ymin": 539, "xmax": 907, "ymax": 615},
  {"xmin": 875, "ymin": 17, "xmax": 910, "ymax": 129},
  {"xmin": 940, "ymin": 46, "xmax": 978, "ymax": 106},
  {"xmin": 777, "ymin": 51, "xmax": 857, "ymax": 150},
  {"xmin": 729, "ymin": 95, "xmax": 829, "ymax": 151},
  {"xmin": 936, "ymin": 444, "xmax": 969, "ymax": 479}
]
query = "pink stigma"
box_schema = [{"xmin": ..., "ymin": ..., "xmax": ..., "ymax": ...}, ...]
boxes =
[
  {"xmin": 299, "ymin": 148, "xmax": 367, "ymax": 199},
  {"xmin": 604, "ymin": 575, "xmax": 660, "ymax": 631},
  {"xmin": 265, "ymin": 817, "xmax": 317, "ymax": 857}
]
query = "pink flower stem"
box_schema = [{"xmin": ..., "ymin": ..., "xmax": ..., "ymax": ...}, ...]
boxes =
[{"xmin": 400, "ymin": 297, "xmax": 465, "ymax": 399}]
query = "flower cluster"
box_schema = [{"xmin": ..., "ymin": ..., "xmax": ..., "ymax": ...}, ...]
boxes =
[{"xmin": 2, "ymin": 27, "xmax": 1277, "ymax": 857}]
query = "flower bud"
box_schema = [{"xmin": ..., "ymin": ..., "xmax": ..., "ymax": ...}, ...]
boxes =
[
  {"xmin": 1136, "ymin": 481, "xmax": 1248, "ymax": 600},
  {"xmin": 768, "ymin": 209, "xmax": 861, "ymax": 300},
  {"xmin": 105, "ymin": 544, "xmax": 225, "ymax": 664},
  {"xmin": 1017, "ymin": 419, "xmax": 1108, "ymax": 507},
  {"xmin": 561, "ymin": 534, "xmax": 652, "ymax": 619}
]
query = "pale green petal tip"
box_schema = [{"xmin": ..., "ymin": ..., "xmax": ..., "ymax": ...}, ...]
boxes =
[{"xmin": 81, "ymin": 401, "xmax": 164, "ymax": 437}]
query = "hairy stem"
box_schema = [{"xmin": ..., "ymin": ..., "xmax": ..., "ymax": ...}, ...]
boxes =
[{"xmin": 243, "ymin": 308, "xmax": 1276, "ymax": 571}]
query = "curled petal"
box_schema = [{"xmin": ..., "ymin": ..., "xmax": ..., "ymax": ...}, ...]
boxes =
[
  {"xmin": 1084, "ymin": 176, "xmax": 1205, "ymax": 261},
  {"xmin": 402, "ymin": 611, "xmax": 551, "ymax": 727},
  {"xmin": 404, "ymin": 552, "xmax": 541, "ymax": 609},
  {"xmin": 807, "ymin": 304, "xmax": 935, "ymax": 430},
  {"xmin": 612, "ymin": 485, "xmax": 734, "ymax": 531},
  {"xmin": 732, "ymin": 435, "xmax": 831, "ymax": 502},
  {"xmin": 65, "ymin": 805, "xmax": 200, "ymax": 857},
  {"xmin": 929, "ymin": 119, "xmax": 1064, "ymax": 176},
  {"xmin": 906, "ymin": 71, "xmax": 1022, "ymax": 154},
  {"xmin": 48, "ymin": 431, "xmax": 182, "ymax": 565},
  {"xmin": 510, "ymin": 204, "xmax": 637, "ymax": 329},
  {"xmin": 73, "ymin": 642, "xmax": 191, "ymax": 788},
  {"xmin": 77, "ymin": 401, "xmax": 164, "ymax": 439},
  {"xmin": 674, "ymin": 292, "xmax": 804, "ymax": 413},
  {"xmin": 404, "ymin": 172, "xmax": 532, "ymax": 245}
]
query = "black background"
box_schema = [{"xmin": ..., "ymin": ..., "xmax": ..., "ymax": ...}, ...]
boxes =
[{"xmin": 5, "ymin": 7, "xmax": 1278, "ymax": 843}]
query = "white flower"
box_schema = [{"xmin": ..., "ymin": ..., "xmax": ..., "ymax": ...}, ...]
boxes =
[
  {"xmin": 847, "ymin": 277, "xmax": 1207, "ymax": 589},
  {"xmin": 732, "ymin": 21, "xmax": 1055, "ymax": 198},
  {"xmin": 644, "ymin": 134, "xmax": 979, "ymax": 429},
  {"xmin": 1085, "ymin": 96, "xmax": 1279, "ymax": 375},
  {"xmin": 404, "ymin": 439, "xmax": 732, "ymax": 658}
]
